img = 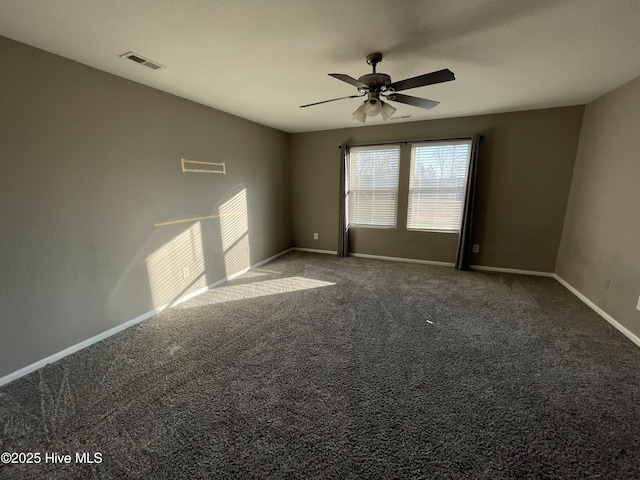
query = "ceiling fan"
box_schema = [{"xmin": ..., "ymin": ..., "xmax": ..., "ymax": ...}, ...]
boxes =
[{"xmin": 300, "ymin": 52, "xmax": 455, "ymax": 123}]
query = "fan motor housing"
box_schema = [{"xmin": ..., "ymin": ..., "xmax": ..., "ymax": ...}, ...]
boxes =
[{"xmin": 358, "ymin": 73, "xmax": 391, "ymax": 91}]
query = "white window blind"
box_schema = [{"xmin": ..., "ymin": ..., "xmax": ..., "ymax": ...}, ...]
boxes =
[
  {"xmin": 407, "ymin": 140, "xmax": 472, "ymax": 231},
  {"xmin": 348, "ymin": 145, "xmax": 400, "ymax": 227}
]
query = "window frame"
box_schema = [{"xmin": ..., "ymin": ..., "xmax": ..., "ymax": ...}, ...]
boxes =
[
  {"xmin": 347, "ymin": 144, "xmax": 401, "ymax": 228},
  {"xmin": 406, "ymin": 139, "xmax": 473, "ymax": 233}
]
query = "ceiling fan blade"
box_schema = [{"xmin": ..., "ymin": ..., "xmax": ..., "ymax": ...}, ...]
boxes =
[
  {"xmin": 387, "ymin": 69, "xmax": 455, "ymax": 92},
  {"xmin": 328, "ymin": 73, "xmax": 369, "ymax": 89},
  {"xmin": 299, "ymin": 93, "xmax": 365, "ymax": 108},
  {"xmin": 385, "ymin": 93, "xmax": 440, "ymax": 110}
]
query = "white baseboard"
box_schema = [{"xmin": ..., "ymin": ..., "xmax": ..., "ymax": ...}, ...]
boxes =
[
  {"xmin": 553, "ymin": 274, "xmax": 640, "ymax": 348},
  {"xmin": 0, "ymin": 308, "xmax": 164, "ymax": 388},
  {"xmin": 470, "ymin": 265, "xmax": 554, "ymax": 277},
  {"xmin": 292, "ymin": 247, "xmax": 338, "ymax": 255},
  {"xmin": 0, "ymin": 248, "xmax": 294, "ymax": 388},
  {"xmin": 292, "ymin": 249, "xmax": 557, "ymax": 273},
  {"xmin": 350, "ymin": 252, "xmax": 455, "ymax": 267},
  {"xmin": 292, "ymin": 248, "xmax": 454, "ymax": 268}
]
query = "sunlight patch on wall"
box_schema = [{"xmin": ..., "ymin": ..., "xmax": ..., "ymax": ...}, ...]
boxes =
[
  {"xmin": 146, "ymin": 222, "xmax": 207, "ymax": 308},
  {"xmin": 220, "ymin": 188, "xmax": 250, "ymax": 277},
  {"xmin": 153, "ymin": 212, "xmax": 238, "ymax": 228},
  {"xmin": 175, "ymin": 276, "xmax": 335, "ymax": 308}
]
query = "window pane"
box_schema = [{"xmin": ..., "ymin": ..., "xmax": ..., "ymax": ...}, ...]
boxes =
[
  {"xmin": 348, "ymin": 145, "xmax": 400, "ymax": 227},
  {"xmin": 407, "ymin": 141, "xmax": 471, "ymax": 231},
  {"xmin": 349, "ymin": 191, "xmax": 397, "ymax": 226}
]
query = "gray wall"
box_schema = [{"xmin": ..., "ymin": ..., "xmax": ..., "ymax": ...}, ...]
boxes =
[
  {"xmin": 0, "ymin": 37, "xmax": 291, "ymax": 377},
  {"xmin": 556, "ymin": 76, "xmax": 640, "ymax": 339},
  {"xmin": 290, "ymin": 107, "xmax": 584, "ymax": 271}
]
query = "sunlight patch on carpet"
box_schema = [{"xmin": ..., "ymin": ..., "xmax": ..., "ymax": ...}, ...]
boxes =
[{"xmin": 177, "ymin": 276, "xmax": 335, "ymax": 308}]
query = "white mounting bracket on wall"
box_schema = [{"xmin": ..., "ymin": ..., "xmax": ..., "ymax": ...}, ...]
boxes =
[{"xmin": 181, "ymin": 158, "xmax": 226, "ymax": 174}]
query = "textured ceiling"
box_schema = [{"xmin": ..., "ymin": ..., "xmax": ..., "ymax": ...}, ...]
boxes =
[{"xmin": 2, "ymin": 0, "xmax": 640, "ymax": 133}]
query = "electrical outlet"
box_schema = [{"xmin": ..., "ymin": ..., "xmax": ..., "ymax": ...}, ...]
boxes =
[
  {"xmin": 313, "ymin": 233, "xmax": 318, "ymax": 240},
  {"xmin": 604, "ymin": 280, "xmax": 610, "ymax": 290},
  {"xmin": 182, "ymin": 267, "xmax": 190, "ymax": 279},
  {"xmin": 472, "ymin": 244, "xmax": 480, "ymax": 253},
  {"xmin": 636, "ymin": 295, "xmax": 640, "ymax": 311}
]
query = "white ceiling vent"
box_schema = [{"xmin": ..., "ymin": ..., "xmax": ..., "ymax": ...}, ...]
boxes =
[{"xmin": 120, "ymin": 52, "xmax": 165, "ymax": 70}]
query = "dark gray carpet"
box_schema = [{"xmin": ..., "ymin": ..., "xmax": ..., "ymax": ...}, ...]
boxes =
[{"xmin": 1, "ymin": 251, "xmax": 639, "ymax": 479}]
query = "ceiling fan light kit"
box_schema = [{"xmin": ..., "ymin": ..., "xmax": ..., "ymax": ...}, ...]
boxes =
[
  {"xmin": 352, "ymin": 92, "xmax": 396, "ymax": 123},
  {"xmin": 380, "ymin": 101, "xmax": 397, "ymax": 121},
  {"xmin": 301, "ymin": 52, "xmax": 455, "ymax": 123},
  {"xmin": 352, "ymin": 104, "xmax": 367, "ymax": 123}
]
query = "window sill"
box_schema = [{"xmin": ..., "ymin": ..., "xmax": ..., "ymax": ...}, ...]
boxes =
[
  {"xmin": 406, "ymin": 228, "xmax": 460, "ymax": 234},
  {"xmin": 349, "ymin": 224, "xmax": 397, "ymax": 230}
]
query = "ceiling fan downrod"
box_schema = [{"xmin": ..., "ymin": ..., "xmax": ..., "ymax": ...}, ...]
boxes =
[{"xmin": 366, "ymin": 52, "xmax": 383, "ymax": 73}]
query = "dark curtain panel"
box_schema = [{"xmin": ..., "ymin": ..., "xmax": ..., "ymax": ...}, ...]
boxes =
[
  {"xmin": 337, "ymin": 144, "xmax": 349, "ymax": 257},
  {"xmin": 455, "ymin": 134, "xmax": 482, "ymax": 270}
]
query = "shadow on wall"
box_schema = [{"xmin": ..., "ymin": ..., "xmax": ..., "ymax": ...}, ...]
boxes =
[
  {"xmin": 108, "ymin": 186, "xmax": 252, "ymax": 318},
  {"xmin": 127, "ymin": 183, "xmax": 335, "ymax": 315},
  {"xmin": 145, "ymin": 221, "xmax": 208, "ymax": 309},
  {"xmin": 146, "ymin": 186, "xmax": 251, "ymax": 310}
]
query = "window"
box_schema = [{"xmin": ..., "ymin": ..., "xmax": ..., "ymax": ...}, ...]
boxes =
[
  {"xmin": 348, "ymin": 145, "xmax": 400, "ymax": 227},
  {"xmin": 407, "ymin": 140, "xmax": 472, "ymax": 232}
]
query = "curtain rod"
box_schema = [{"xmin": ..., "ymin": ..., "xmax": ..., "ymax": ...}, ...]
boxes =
[{"xmin": 338, "ymin": 135, "xmax": 484, "ymax": 149}]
